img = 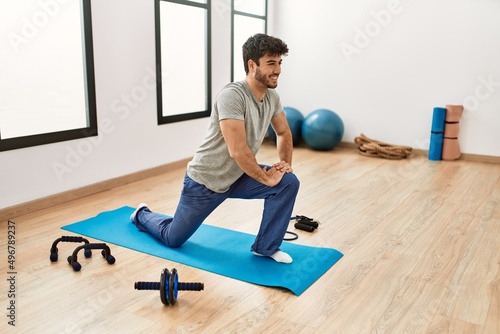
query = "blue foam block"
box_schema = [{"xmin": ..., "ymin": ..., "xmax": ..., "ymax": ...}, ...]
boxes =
[{"xmin": 61, "ymin": 206, "xmax": 343, "ymax": 296}]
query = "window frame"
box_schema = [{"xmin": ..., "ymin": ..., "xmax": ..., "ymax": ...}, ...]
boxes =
[
  {"xmin": 155, "ymin": 0, "xmax": 212, "ymax": 125},
  {"xmin": 231, "ymin": 0, "xmax": 268, "ymax": 82},
  {"xmin": 0, "ymin": 0, "xmax": 98, "ymax": 152}
]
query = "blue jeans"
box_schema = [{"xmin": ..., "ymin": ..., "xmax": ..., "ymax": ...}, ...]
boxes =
[{"xmin": 135, "ymin": 166, "xmax": 300, "ymax": 256}]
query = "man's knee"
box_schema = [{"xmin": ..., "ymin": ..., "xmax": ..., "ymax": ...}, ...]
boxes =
[
  {"xmin": 283, "ymin": 172, "xmax": 300, "ymax": 191},
  {"xmin": 166, "ymin": 241, "xmax": 184, "ymax": 248},
  {"xmin": 163, "ymin": 222, "xmax": 198, "ymax": 248},
  {"xmin": 165, "ymin": 236, "xmax": 187, "ymax": 248}
]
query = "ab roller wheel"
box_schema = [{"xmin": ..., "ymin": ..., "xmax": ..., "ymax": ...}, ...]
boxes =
[{"xmin": 135, "ymin": 268, "xmax": 204, "ymax": 306}]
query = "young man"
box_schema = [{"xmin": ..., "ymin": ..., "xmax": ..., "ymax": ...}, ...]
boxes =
[{"xmin": 131, "ymin": 34, "xmax": 299, "ymax": 263}]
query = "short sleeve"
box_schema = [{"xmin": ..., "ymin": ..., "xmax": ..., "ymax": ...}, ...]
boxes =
[{"xmin": 215, "ymin": 87, "xmax": 246, "ymax": 121}]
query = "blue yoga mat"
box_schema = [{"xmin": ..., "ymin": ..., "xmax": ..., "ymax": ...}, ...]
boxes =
[{"xmin": 61, "ymin": 206, "xmax": 343, "ymax": 296}]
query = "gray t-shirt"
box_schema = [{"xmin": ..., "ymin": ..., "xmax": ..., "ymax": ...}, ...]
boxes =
[{"xmin": 186, "ymin": 80, "xmax": 283, "ymax": 193}]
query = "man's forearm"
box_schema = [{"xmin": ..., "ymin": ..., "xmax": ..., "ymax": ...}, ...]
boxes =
[
  {"xmin": 230, "ymin": 145, "xmax": 270, "ymax": 183},
  {"xmin": 276, "ymin": 133, "xmax": 293, "ymax": 166}
]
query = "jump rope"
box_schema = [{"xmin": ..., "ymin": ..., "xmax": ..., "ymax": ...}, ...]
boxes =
[{"xmin": 284, "ymin": 215, "xmax": 320, "ymax": 241}]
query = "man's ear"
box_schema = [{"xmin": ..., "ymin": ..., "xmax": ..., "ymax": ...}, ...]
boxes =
[{"xmin": 248, "ymin": 59, "xmax": 255, "ymax": 73}]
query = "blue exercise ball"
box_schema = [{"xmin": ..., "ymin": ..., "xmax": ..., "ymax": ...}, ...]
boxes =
[
  {"xmin": 302, "ymin": 109, "xmax": 344, "ymax": 150},
  {"xmin": 267, "ymin": 106, "xmax": 304, "ymax": 145}
]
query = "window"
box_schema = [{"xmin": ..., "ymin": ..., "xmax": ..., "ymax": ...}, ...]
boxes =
[
  {"xmin": 0, "ymin": 0, "xmax": 97, "ymax": 152},
  {"xmin": 155, "ymin": 0, "xmax": 211, "ymax": 124},
  {"xmin": 231, "ymin": 0, "xmax": 267, "ymax": 82}
]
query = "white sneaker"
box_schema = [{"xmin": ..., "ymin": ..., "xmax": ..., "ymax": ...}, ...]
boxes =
[
  {"xmin": 252, "ymin": 250, "xmax": 293, "ymax": 264},
  {"xmin": 130, "ymin": 203, "xmax": 148, "ymax": 231}
]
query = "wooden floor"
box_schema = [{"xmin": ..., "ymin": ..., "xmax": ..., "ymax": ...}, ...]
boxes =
[{"xmin": 1, "ymin": 141, "xmax": 499, "ymax": 333}]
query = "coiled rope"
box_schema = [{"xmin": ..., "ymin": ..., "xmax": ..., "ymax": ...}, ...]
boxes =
[{"xmin": 354, "ymin": 134, "xmax": 412, "ymax": 160}]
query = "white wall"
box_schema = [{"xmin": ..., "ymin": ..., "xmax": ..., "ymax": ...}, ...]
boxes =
[
  {"xmin": 0, "ymin": 0, "xmax": 233, "ymax": 209},
  {"xmin": 268, "ymin": 0, "xmax": 500, "ymax": 156}
]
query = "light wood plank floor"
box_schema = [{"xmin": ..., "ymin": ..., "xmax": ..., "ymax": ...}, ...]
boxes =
[{"xmin": 1, "ymin": 141, "xmax": 499, "ymax": 333}]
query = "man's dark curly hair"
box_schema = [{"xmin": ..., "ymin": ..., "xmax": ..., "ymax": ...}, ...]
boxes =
[{"xmin": 242, "ymin": 33, "xmax": 289, "ymax": 75}]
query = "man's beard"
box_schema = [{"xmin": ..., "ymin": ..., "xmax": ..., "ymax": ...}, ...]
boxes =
[{"xmin": 255, "ymin": 68, "xmax": 278, "ymax": 88}]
